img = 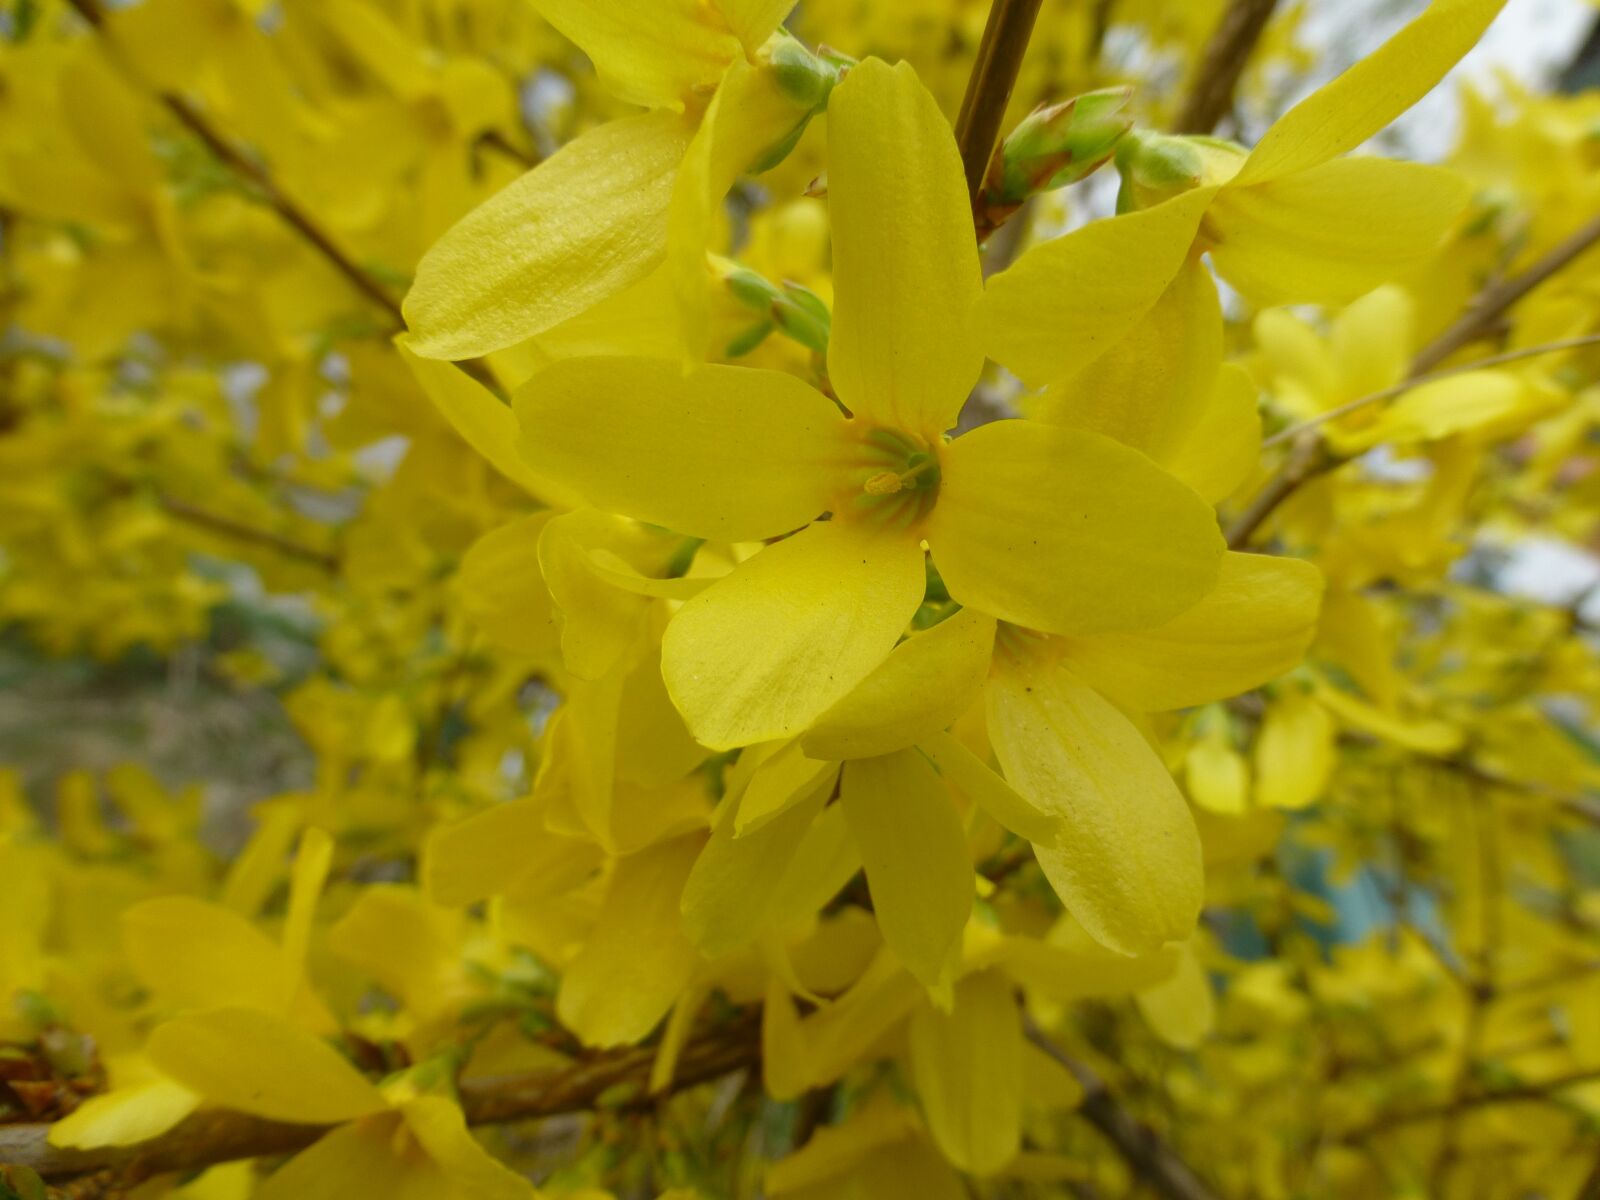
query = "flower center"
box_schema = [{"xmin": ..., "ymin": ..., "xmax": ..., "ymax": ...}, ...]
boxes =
[{"xmin": 849, "ymin": 427, "xmax": 941, "ymax": 528}]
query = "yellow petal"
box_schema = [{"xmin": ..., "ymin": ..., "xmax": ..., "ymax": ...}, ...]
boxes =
[
  {"xmin": 558, "ymin": 834, "xmax": 703, "ymax": 1046},
  {"xmin": 147, "ymin": 1008, "xmax": 388, "ymax": 1123},
  {"xmin": 1253, "ymin": 691, "xmax": 1336, "ymax": 810},
  {"xmin": 920, "ymin": 731, "xmax": 1061, "ymax": 848},
  {"xmin": 989, "ymin": 937, "xmax": 1179, "ymax": 1000},
  {"xmin": 398, "ymin": 346, "xmax": 578, "ymax": 506},
  {"xmin": 988, "ymin": 658, "xmax": 1203, "ymax": 956},
  {"xmin": 1134, "ymin": 940, "xmax": 1214, "ymax": 1050},
  {"xmin": 908, "ymin": 970, "xmax": 1022, "ymax": 1175},
  {"xmin": 401, "ymin": 1096, "xmax": 536, "ymax": 1200},
  {"xmin": 530, "ymin": 0, "xmax": 743, "ymax": 109},
  {"xmin": 736, "ymin": 739, "xmax": 840, "ymax": 835},
  {"xmin": 1208, "ymin": 159, "xmax": 1469, "ymax": 307},
  {"xmin": 929, "ymin": 421, "xmax": 1224, "ymax": 635},
  {"xmin": 1314, "ymin": 683, "xmax": 1464, "ymax": 755},
  {"xmin": 663, "ymin": 520, "xmax": 925, "ymax": 750},
  {"xmin": 516, "ymin": 357, "xmax": 848, "ymax": 542},
  {"xmin": 826, "ymin": 58, "xmax": 983, "ymax": 437},
  {"xmin": 1060, "ymin": 552, "xmax": 1323, "ymax": 712},
  {"xmin": 404, "ymin": 111, "xmax": 690, "ymax": 359},
  {"xmin": 1355, "ymin": 370, "xmax": 1530, "ymax": 447},
  {"xmin": 839, "ymin": 751, "xmax": 972, "ymax": 986},
  {"xmin": 255, "ymin": 1113, "xmax": 414, "ymax": 1200},
  {"xmin": 422, "ymin": 800, "xmax": 548, "ymax": 907},
  {"xmin": 282, "ymin": 827, "xmax": 333, "ymax": 974},
  {"xmin": 1330, "ymin": 285, "xmax": 1413, "ymax": 402},
  {"xmin": 979, "ymin": 187, "xmax": 1218, "ymax": 388},
  {"xmin": 802, "ymin": 608, "xmax": 995, "ymax": 761},
  {"xmin": 1185, "ymin": 734, "xmax": 1251, "ymax": 815},
  {"xmin": 682, "ymin": 783, "xmax": 827, "ymax": 957},
  {"xmin": 1160, "ymin": 364, "xmax": 1263, "ymax": 504},
  {"xmin": 1235, "ymin": 0, "xmax": 1509, "ymax": 185},
  {"xmin": 48, "ymin": 1078, "xmax": 201, "ymax": 1149},
  {"xmin": 1038, "ymin": 259, "xmax": 1220, "ymax": 458},
  {"xmin": 671, "ymin": 60, "xmax": 808, "ymax": 360},
  {"xmin": 715, "ymin": 0, "xmax": 797, "ymax": 51},
  {"xmin": 1253, "ymin": 308, "xmax": 1339, "ymax": 420},
  {"xmin": 539, "ymin": 510, "xmax": 651, "ymax": 680},
  {"xmin": 122, "ymin": 896, "xmax": 298, "ymax": 1015},
  {"xmin": 454, "ymin": 513, "xmax": 562, "ymax": 664}
]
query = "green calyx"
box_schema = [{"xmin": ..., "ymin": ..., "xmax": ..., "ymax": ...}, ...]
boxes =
[{"xmin": 1114, "ymin": 129, "xmax": 1247, "ymax": 212}]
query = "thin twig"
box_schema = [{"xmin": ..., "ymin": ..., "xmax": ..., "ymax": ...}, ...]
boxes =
[
  {"xmin": 1338, "ymin": 1065, "xmax": 1600, "ymax": 1143},
  {"xmin": 1174, "ymin": 0, "xmax": 1280, "ymax": 134},
  {"xmin": 158, "ymin": 496, "xmax": 341, "ymax": 573},
  {"xmin": 954, "ymin": 0, "xmax": 1046, "ymax": 207},
  {"xmin": 0, "ymin": 1012, "xmax": 761, "ymax": 1182},
  {"xmin": 1023, "ymin": 1018, "xmax": 1223, "ymax": 1200}
]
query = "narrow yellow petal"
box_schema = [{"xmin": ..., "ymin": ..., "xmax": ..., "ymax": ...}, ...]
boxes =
[
  {"xmin": 422, "ymin": 800, "xmax": 547, "ymax": 907},
  {"xmin": 735, "ymin": 738, "xmax": 839, "ymax": 835},
  {"xmin": 929, "ymin": 421, "xmax": 1224, "ymax": 635},
  {"xmin": 921, "ymin": 731, "xmax": 1061, "ymax": 848},
  {"xmin": 908, "ymin": 970, "xmax": 1022, "ymax": 1175},
  {"xmin": 558, "ymin": 835, "xmax": 703, "ymax": 1047},
  {"xmin": 516, "ymin": 357, "xmax": 848, "ymax": 542},
  {"xmin": 255, "ymin": 1114, "xmax": 414, "ymax": 1200},
  {"xmin": 48, "ymin": 1079, "xmax": 200, "ymax": 1149},
  {"xmin": 1134, "ymin": 940, "xmax": 1214, "ymax": 1050},
  {"xmin": 530, "ymin": 0, "xmax": 742, "ymax": 109},
  {"xmin": 401, "ymin": 1096, "xmax": 536, "ymax": 1200},
  {"xmin": 1235, "ymin": 0, "xmax": 1509, "ymax": 184},
  {"xmin": 802, "ymin": 608, "xmax": 995, "ymax": 761},
  {"xmin": 455, "ymin": 513, "xmax": 562, "ymax": 665},
  {"xmin": 715, "ymin": 0, "xmax": 797, "ymax": 52},
  {"xmin": 840, "ymin": 751, "xmax": 972, "ymax": 986},
  {"xmin": 404, "ymin": 112, "xmax": 690, "ymax": 359},
  {"xmin": 1060, "ymin": 552, "xmax": 1323, "ymax": 712},
  {"xmin": 663, "ymin": 521, "xmax": 925, "ymax": 750},
  {"xmin": 122, "ymin": 897, "xmax": 297, "ymax": 1015},
  {"xmin": 988, "ymin": 658, "xmax": 1203, "ymax": 956},
  {"xmin": 1208, "ymin": 159, "xmax": 1469, "ymax": 307},
  {"xmin": 147, "ymin": 1008, "xmax": 388, "ymax": 1123},
  {"xmin": 979, "ymin": 187, "xmax": 1217, "ymax": 388},
  {"xmin": 398, "ymin": 346, "xmax": 578, "ymax": 506},
  {"xmin": 826, "ymin": 59, "xmax": 984, "ymax": 437},
  {"xmin": 1253, "ymin": 691, "xmax": 1337, "ymax": 810}
]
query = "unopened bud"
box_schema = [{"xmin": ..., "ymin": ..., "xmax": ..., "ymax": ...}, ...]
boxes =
[
  {"xmin": 976, "ymin": 88, "xmax": 1132, "ymax": 238},
  {"xmin": 749, "ymin": 34, "xmax": 855, "ymax": 174},
  {"xmin": 1114, "ymin": 129, "xmax": 1247, "ymax": 212}
]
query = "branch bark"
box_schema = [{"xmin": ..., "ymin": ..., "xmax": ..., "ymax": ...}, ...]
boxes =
[
  {"xmin": 158, "ymin": 496, "xmax": 341, "ymax": 573},
  {"xmin": 1174, "ymin": 0, "xmax": 1280, "ymax": 134},
  {"xmin": 955, "ymin": 0, "xmax": 1046, "ymax": 208},
  {"xmin": 1024, "ymin": 1019, "xmax": 1223, "ymax": 1200},
  {"xmin": 0, "ymin": 1013, "xmax": 761, "ymax": 1183}
]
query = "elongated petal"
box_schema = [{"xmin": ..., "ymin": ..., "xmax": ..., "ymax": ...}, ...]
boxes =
[
  {"xmin": 663, "ymin": 521, "xmax": 925, "ymax": 750},
  {"xmin": 147, "ymin": 1008, "xmax": 388, "ymax": 1123},
  {"xmin": 1331, "ymin": 285, "xmax": 1413, "ymax": 401},
  {"xmin": 122, "ymin": 896, "xmax": 297, "ymax": 1015},
  {"xmin": 1134, "ymin": 940, "xmax": 1214, "ymax": 1050},
  {"xmin": 681, "ymin": 784, "xmax": 827, "ymax": 957},
  {"xmin": 422, "ymin": 799, "xmax": 545, "ymax": 907},
  {"xmin": 516, "ymin": 357, "xmax": 848, "ymax": 542},
  {"xmin": 1235, "ymin": 0, "xmax": 1508, "ymax": 185},
  {"xmin": 402, "ymin": 1096, "xmax": 536, "ymax": 1200},
  {"xmin": 921, "ymin": 730, "xmax": 1061, "ymax": 847},
  {"xmin": 988, "ymin": 658, "xmax": 1203, "ymax": 955},
  {"xmin": 802, "ymin": 608, "xmax": 996, "ymax": 761},
  {"xmin": 48, "ymin": 1079, "xmax": 200, "ymax": 1150},
  {"xmin": 398, "ymin": 347, "xmax": 577, "ymax": 505},
  {"xmin": 256, "ymin": 1114, "xmax": 414, "ymax": 1200},
  {"xmin": 1060, "ymin": 553, "xmax": 1323, "ymax": 712},
  {"xmin": 558, "ymin": 834, "xmax": 702, "ymax": 1046},
  {"xmin": 671, "ymin": 60, "xmax": 808, "ymax": 360},
  {"xmin": 736, "ymin": 739, "xmax": 839, "ymax": 834},
  {"xmin": 530, "ymin": 0, "xmax": 741, "ymax": 109},
  {"xmin": 827, "ymin": 58, "xmax": 983, "ymax": 437},
  {"xmin": 979, "ymin": 187, "xmax": 1217, "ymax": 388},
  {"xmin": 929, "ymin": 421, "xmax": 1224, "ymax": 635},
  {"xmin": 404, "ymin": 111, "xmax": 690, "ymax": 360},
  {"xmin": 1208, "ymin": 159, "xmax": 1469, "ymax": 307},
  {"xmin": 908, "ymin": 970, "xmax": 1022, "ymax": 1175},
  {"xmin": 1159, "ymin": 364, "xmax": 1263, "ymax": 504},
  {"xmin": 1254, "ymin": 691, "xmax": 1336, "ymax": 810},
  {"xmin": 454, "ymin": 513, "xmax": 562, "ymax": 664},
  {"xmin": 840, "ymin": 751, "xmax": 972, "ymax": 986},
  {"xmin": 1038, "ymin": 259, "xmax": 1221, "ymax": 455},
  {"xmin": 715, "ymin": 0, "xmax": 797, "ymax": 51}
]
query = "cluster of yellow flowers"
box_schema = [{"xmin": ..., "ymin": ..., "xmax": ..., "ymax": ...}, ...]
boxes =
[{"xmin": 2, "ymin": 0, "xmax": 1599, "ymax": 1196}]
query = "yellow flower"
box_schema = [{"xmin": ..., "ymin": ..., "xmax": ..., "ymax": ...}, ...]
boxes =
[
  {"xmin": 514, "ymin": 58, "xmax": 1226, "ymax": 752},
  {"xmin": 980, "ymin": 0, "xmax": 1507, "ymax": 390}
]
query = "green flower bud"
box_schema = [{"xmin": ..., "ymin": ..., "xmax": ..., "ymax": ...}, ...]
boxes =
[
  {"xmin": 976, "ymin": 88, "xmax": 1132, "ymax": 237},
  {"xmin": 1114, "ymin": 129, "xmax": 1247, "ymax": 212}
]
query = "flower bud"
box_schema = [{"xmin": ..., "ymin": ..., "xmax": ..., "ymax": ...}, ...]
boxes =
[
  {"xmin": 1114, "ymin": 129, "xmax": 1247, "ymax": 212},
  {"xmin": 976, "ymin": 88, "xmax": 1132, "ymax": 238}
]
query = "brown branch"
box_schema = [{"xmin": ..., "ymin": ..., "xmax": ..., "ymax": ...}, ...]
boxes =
[
  {"xmin": 1023, "ymin": 1019, "xmax": 1223, "ymax": 1200},
  {"xmin": 1227, "ymin": 210, "xmax": 1600, "ymax": 547},
  {"xmin": 0, "ymin": 1012, "xmax": 761, "ymax": 1183},
  {"xmin": 158, "ymin": 496, "xmax": 341, "ymax": 573},
  {"xmin": 955, "ymin": 0, "xmax": 1046, "ymax": 208},
  {"xmin": 1174, "ymin": 0, "xmax": 1280, "ymax": 134}
]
